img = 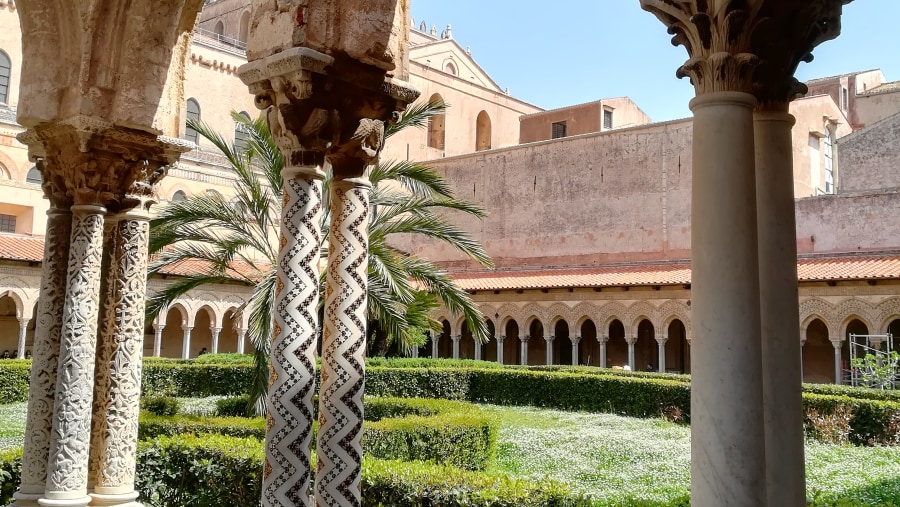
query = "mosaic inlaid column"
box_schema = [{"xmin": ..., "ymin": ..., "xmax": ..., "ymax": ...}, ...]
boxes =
[
  {"xmin": 316, "ymin": 177, "xmax": 371, "ymax": 507},
  {"xmin": 89, "ymin": 209, "xmax": 152, "ymax": 507},
  {"xmin": 263, "ymin": 166, "xmax": 324, "ymax": 507},
  {"xmin": 12, "ymin": 208, "xmax": 71, "ymax": 507},
  {"xmin": 42, "ymin": 203, "xmax": 106, "ymax": 507},
  {"xmin": 571, "ymin": 336, "xmax": 581, "ymax": 366}
]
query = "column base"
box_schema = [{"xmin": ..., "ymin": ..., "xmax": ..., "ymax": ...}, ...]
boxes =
[
  {"xmin": 89, "ymin": 491, "xmax": 141, "ymax": 507},
  {"xmin": 37, "ymin": 496, "xmax": 92, "ymax": 507},
  {"xmin": 11, "ymin": 491, "xmax": 42, "ymax": 507}
]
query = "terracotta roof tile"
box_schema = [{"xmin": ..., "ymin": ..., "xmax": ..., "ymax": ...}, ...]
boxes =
[{"xmin": 0, "ymin": 234, "xmax": 44, "ymax": 262}]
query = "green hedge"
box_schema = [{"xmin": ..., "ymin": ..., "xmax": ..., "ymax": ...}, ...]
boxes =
[
  {"xmin": 0, "ymin": 448, "xmax": 22, "ymax": 504},
  {"xmin": 141, "ymin": 363, "xmax": 252, "ymax": 397},
  {"xmin": 138, "ymin": 412, "xmax": 266, "ymax": 440},
  {"xmin": 0, "ymin": 361, "xmax": 30, "ymax": 404},
  {"xmin": 803, "ymin": 393, "xmax": 900, "ymax": 445},
  {"xmin": 802, "ymin": 383, "xmax": 900, "ymax": 403}
]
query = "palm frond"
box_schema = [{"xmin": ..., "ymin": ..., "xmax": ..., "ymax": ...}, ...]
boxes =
[{"xmin": 385, "ymin": 100, "xmax": 448, "ymax": 139}]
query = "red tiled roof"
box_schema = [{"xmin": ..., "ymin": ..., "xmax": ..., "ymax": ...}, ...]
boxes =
[
  {"xmin": 155, "ymin": 258, "xmax": 267, "ymax": 281},
  {"xmin": 451, "ymin": 263, "xmax": 692, "ymax": 291},
  {"xmin": 797, "ymin": 255, "xmax": 900, "ymax": 281},
  {"xmin": 0, "ymin": 234, "xmax": 44, "ymax": 262}
]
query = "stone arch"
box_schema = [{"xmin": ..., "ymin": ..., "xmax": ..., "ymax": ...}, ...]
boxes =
[
  {"xmin": 802, "ymin": 318, "xmax": 833, "ymax": 383},
  {"xmin": 0, "ymin": 293, "xmax": 20, "ymax": 356},
  {"xmin": 875, "ymin": 297, "xmax": 900, "ymax": 334},
  {"xmin": 426, "ymin": 94, "xmax": 446, "ymax": 150},
  {"xmin": 572, "ymin": 301, "xmax": 599, "ymax": 330},
  {"xmin": 626, "ymin": 301, "xmax": 658, "ymax": 337},
  {"xmin": 656, "ymin": 300, "xmax": 691, "ymax": 337},
  {"xmin": 495, "ymin": 303, "xmax": 523, "ymax": 329},
  {"xmin": 213, "ymin": 20, "xmax": 225, "ymax": 36},
  {"xmin": 442, "ymin": 58, "xmax": 457, "ymax": 76},
  {"xmin": 546, "ymin": 302, "xmax": 574, "ymax": 330},
  {"xmin": 475, "ymin": 110, "xmax": 491, "ymax": 151},
  {"xmin": 596, "ymin": 301, "xmax": 629, "ymax": 337},
  {"xmin": 238, "ymin": 11, "xmax": 250, "ymax": 42},
  {"xmin": 801, "ymin": 312, "xmax": 832, "ymax": 339},
  {"xmin": 799, "ymin": 297, "xmax": 835, "ymax": 335},
  {"xmin": 159, "ymin": 303, "xmax": 190, "ymax": 358},
  {"xmin": 0, "ymin": 150, "xmax": 18, "ymax": 180},
  {"xmin": 833, "ymin": 299, "xmax": 876, "ymax": 339}
]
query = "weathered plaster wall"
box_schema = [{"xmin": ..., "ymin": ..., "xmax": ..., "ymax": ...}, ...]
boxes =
[
  {"xmin": 836, "ymin": 112, "xmax": 900, "ymax": 194},
  {"xmin": 0, "ymin": 2, "xmax": 22, "ymax": 108},
  {"xmin": 795, "ymin": 191, "xmax": 900, "ymax": 255},
  {"xmin": 855, "ymin": 88, "xmax": 900, "ymax": 128}
]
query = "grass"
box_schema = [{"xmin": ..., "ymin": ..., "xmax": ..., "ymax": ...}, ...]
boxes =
[
  {"xmin": 482, "ymin": 404, "xmax": 900, "ymax": 506},
  {"xmin": 0, "ymin": 402, "xmax": 26, "ymax": 451}
]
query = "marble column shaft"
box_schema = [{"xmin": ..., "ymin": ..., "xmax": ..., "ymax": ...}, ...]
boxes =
[
  {"xmin": 545, "ymin": 336, "xmax": 554, "ymax": 365},
  {"xmin": 89, "ymin": 210, "xmax": 152, "ymax": 507},
  {"xmin": 236, "ymin": 329, "xmax": 246, "ymax": 355},
  {"xmin": 452, "ymin": 335, "xmax": 461, "ymax": 359},
  {"xmin": 599, "ymin": 337, "xmax": 608, "ymax": 368},
  {"xmin": 210, "ymin": 327, "xmax": 221, "ymax": 354},
  {"xmin": 152, "ymin": 325, "xmax": 163, "ymax": 358},
  {"xmin": 42, "ymin": 204, "xmax": 107, "ymax": 507},
  {"xmin": 13, "ymin": 209, "xmax": 71, "ymax": 507},
  {"xmin": 657, "ymin": 338, "xmax": 667, "ymax": 373},
  {"xmin": 626, "ymin": 337, "xmax": 636, "ymax": 371},
  {"xmin": 181, "ymin": 327, "xmax": 192, "ymax": 359},
  {"xmin": 832, "ymin": 341, "xmax": 843, "ymax": 384},
  {"xmin": 571, "ymin": 336, "xmax": 581, "ymax": 366},
  {"xmin": 263, "ymin": 168, "xmax": 324, "ymax": 507},
  {"xmin": 316, "ymin": 177, "xmax": 370, "ymax": 507},
  {"xmin": 520, "ymin": 336, "xmax": 529, "ymax": 365},
  {"xmin": 689, "ymin": 92, "xmax": 766, "ymax": 506},
  {"xmin": 755, "ymin": 107, "xmax": 805, "ymax": 506},
  {"xmin": 497, "ymin": 336, "xmax": 505, "ymax": 365},
  {"xmin": 17, "ymin": 318, "xmax": 30, "ymax": 359}
]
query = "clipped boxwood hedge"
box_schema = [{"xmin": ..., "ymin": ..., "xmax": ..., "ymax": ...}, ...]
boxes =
[
  {"xmin": 803, "ymin": 393, "xmax": 900, "ymax": 445},
  {"xmin": 141, "ymin": 362, "xmax": 252, "ymax": 397},
  {"xmin": 0, "ymin": 361, "xmax": 30, "ymax": 404}
]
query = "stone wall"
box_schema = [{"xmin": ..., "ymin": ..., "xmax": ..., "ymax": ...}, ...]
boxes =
[{"xmin": 836, "ymin": 112, "xmax": 900, "ymax": 194}]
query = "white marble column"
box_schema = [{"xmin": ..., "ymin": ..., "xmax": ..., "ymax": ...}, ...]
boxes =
[
  {"xmin": 452, "ymin": 335, "xmax": 461, "ymax": 359},
  {"xmin": 626, "ymin": 336, "xmax": 637, "ymax": 371},
  {"xmin": 473, "ymin": 338, "xmax": 482, "ymax": 361},
  {"xmin": 496, "ymin": 335, "xmax": 505, "ymax": 365},
  {"xmin": 152, "ymin": 324, "xmax": 164, "ymax": 358},
  {"xmin": 236, "ymin": 328, "xmax": 246, "ymax": 354},
  {"xmin": 263, "ymin": 166, "xmax": 324, "ymax": 507},
  {"xmin": 657, "ymin": 336, "xmax": 668, "ymax": 373},
  {"xmin": 431, "ymin": 336, "xmax": 439, "ymax": 359},
  {"xmin": 210, "ymin": 327, "xmax": 221, "ymax": 354},
  {"xmin": 520, "ymin": 336, "xmax": 530, "ymax": 365},
  {"xmin": 599, "ymin": 336, "xmax": 608, "ymax": 368},
  {"xmin": 13, "ymin": 208, "xmax": 71, "ymax": 507},
  {"xmin": 756, "ymin": 106, "xmax": 805, "ymax": 506},
  {"xmin": 545, "ymin": 336, "xmax": 554, "ymax": 365},
  {"xmin": 42, "ymin": 203, "xmax": 106, "ymax": 507},
  {"xmin": 89, "ymin": 209, "xmax": 152, "ymax": 507},
  {"xmin": 689, "ymin": 91, "xmax": 765, "ymax": 506},
  {"xmin": 832, "ymin": 341, "xmax": 843, "ymax": 384},
  {"xmin": 571, "ymin": 336, "xmax": 581, "ymax": 366},
  {"xmin": 17, "ymin": 318, "xmax": 30, "ymax": 359},
  {"xmin": 180, "ymin": 326, "xmax": 192, "ymax": 359},
  {"xmin": 316, "ymin": 176, "xmax": 370, "ymax": 507},
  {"xmin": 410, "ymin": 346, "xmax": 419, "ymax": 359}
]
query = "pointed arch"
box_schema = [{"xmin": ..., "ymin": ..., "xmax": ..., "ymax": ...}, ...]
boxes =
[{"xmin": 475, "ymin": 110, "xmax": 492, "ymax": 151}]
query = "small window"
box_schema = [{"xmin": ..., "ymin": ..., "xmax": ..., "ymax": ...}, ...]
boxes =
[
  {"xmin": 603, "ymin": 109, "xmax": 614, "ymax": 130},
  {"xmin": 26, "ymin": 166, "xmax": 42, "ymax": 185},
  {"xmin": 841, "ymin": 87, "xmax": 849, "ymax": 111},
  {"xmin": 234, "ymin": 111, "xmax": 252, "ymax": 152},
  {"xmin": 214, "ymin": 20, "xmax": 225, "ymax": 37},
  {"xmin": 0, "ymin": 51, "xmax": 10, "ymax": 104},
  {"xmin": 444, "ymin": 61, "xmax": 457, "ymax": 76},
  {"xmin": 551, "ymin": 121, "xmax": 567, "ymax": 140},
  {"xmin": 185, "ymin": 99, "xmax": 201, "ymax": 144},
  {"xmin": 0, "ymin": 214, "xmax": 15, "ymax": 233},
  {"xmin": 172, "ymin": 190, "xmax": 187, "ymax": 202}
]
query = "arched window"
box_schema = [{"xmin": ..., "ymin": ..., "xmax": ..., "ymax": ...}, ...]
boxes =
[
  {"xmin": 213, "ymin": 21, "xmax": 225, "ymax": 37},
  {"xmin": 444, "ymin": 61, "xmax": 457, "ymax": 76},
  {"xmin": 426, "ymin": 94, "xmax": 445, "ymax": 151},
  {"xmin": 0, "ymin": 163, "xmax": 9, "ymax": 180},
  {"xmin": 0, "ymin": 51, "xmax": 10, "ymax": 104},
  {"xmin": 475, "ymin": 111, "xmax": 492, "ymax": 152},
  {"xmin": 185, "ymin": 99, "xmax": 201, "ymax": 144},
  {"xmin": 239, "ymin": 11, "xmax": 251, "ymax": 43},
  {"xmin": 172, "ymin": 190, "xmax": 187, "ymax": 202},
  {"xmin": 234, "ymin": 111, "xmax": 252, "ymax": 152},
  {"xmin": 823, "ymin": 125, "xmax": 834, "ymax": 194},
  {"xmin": 26, "ymin": 166, "xmax": 42, "ymax": 185}
]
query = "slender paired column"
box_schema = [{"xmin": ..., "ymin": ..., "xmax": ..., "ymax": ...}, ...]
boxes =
[
  {"xmin": 263, "ymin": 166, "xmax": 324, "ymax": 507},
  {"xmin": 598, "ymin": 336, "xmax": 608, "ymax": 368},
  {"xmin": 316, "ymin": 176, "xmax": 371, "ymax": 507},
  {"xmin": 42, "ymin": 203, "xmax": 107, "ymax": 507},
  {"xmin": 17, "ymin": 318, "xmax": 30, "ymax": 359},
  {"xmin": 210, "ymin": 327, "xmax": 222, "ymax": 354},
  {"xmin": 180, "ymin": 326, "xmax": 192, "ymax": 359},
  {"xmin": 657, "ymin": 337, "xmax": 668, "ymax": 373},
  {"xmin": 832, "ymin": 341, "xmax": 843, "ymax": 384},
  {"xmin": 626, "ymin": 336, "xmax": 637, "ymax": 371},
  {"xmin": 236, "ymin": 329, "xmax": 246, "ymax": 354},
  {"xmin": 496, "ymin": 335, "xmax": 505, "ymax": 365},
  {"xmin": 571, "ymin": 336, "xmax": 581, "ymax": 366},
  {"xmin": 520, "ymin": 336, "xmax": 530, "ymax": 365},
  {"xmin": 545, "ymin": 336, "xmax": 554, "ymax": 365},
  {"xmin": 451, "ymin": 335, "xmax": 461, "ymax": 359},
  {"xmin": 431, "ymin": 337, "xmax": 439, "ymax": 359},
  {"xmin": 473, "ymin": 338, "xmax": 482, "ymax": 361},
  {"xmin": 152, "ymin": 325, "xmax": 164, "ymax": 358},
  {"xmin": 89, "ymin": 209, "xmax": 152, "ymax": 507},
  {"xmin": 13, "ymin": 208, "xmax": 71, "ymax": 507},
  {"xmin": 755, "ymin": 105, "xmax": 805, "ymax": 506}
]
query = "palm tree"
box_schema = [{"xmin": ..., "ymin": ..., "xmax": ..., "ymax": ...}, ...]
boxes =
[{"xmin": 147, "ymin": 103, "xmax": 492, "ymax": 410}]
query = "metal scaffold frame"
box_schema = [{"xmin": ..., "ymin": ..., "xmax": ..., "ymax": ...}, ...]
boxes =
[{"xmin": 848, "ymin": 333, "xmax": 897, "ymax": 389}]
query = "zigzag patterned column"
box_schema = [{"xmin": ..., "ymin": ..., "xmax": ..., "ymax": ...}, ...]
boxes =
[
  {"xmin": 12, "ymin": 208, "xmax": 71, "ymax": 507},
  {"xmin": 43, "ymin": 203, "xmax": 106, "ymax": 507},
  {"xmin": 89, "ymin": 210, "xmax": 152, "ymax": 507},
  {"xmin": 263, "ymin": 167, "xmax": 324, "ymax": 507},
  {"xmin": 316, "ymin": 177, "xmax": 370, "ymax": 507}
]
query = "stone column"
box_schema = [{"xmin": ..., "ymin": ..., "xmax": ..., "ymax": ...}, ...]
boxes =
[
  {"xmin": 832, "ymin": 341, "xmax": 843, "ymax": 384},
  {"xmin": 545, "ymin": 335, "xmax": 554, "ymax": 365},
  {"xmin": 431, "ymin": 337, "xmax": 439, "ymax": 359},
  {"xmin": 626, "ymin": 336, "xmax": 637, "ymax": 371},
  {"xmin": 42, "ymin": 202, "xmax": 107, "ymax": 507},
  {"xmin": 317, "ymin": 176, "xmax": 371, "ymax": 507},
  {"xmin": 17, "ymin": 317, "xmax": 30, "ymax": 359},
  {"xmin": 210, "ymin": 327, "xmax": 222, "ymax": 354},
  {"xmin": 474, "ymin": 338, "xmax": 482, "ymax": 361},
  {"xmin": 571, "ymin": 336, "xmax": 582, "ymax": 366},
  {"xmin": 656, "ymin": 336, "xmax": 668, "ymax": 373},
  {"xmin": 452, "ymin": 335, "xmax": 461, "ymax": 359},
  {"xmin": 236, "ymin": 329, "xmax": 246, "ymax": 354},
  {"xmin": 180, "ymin": 326, "xmax": 192, "ymax": 359},
  {"xmin": 12, "ymin": 208, "xmax": 71, "ymax": 507},
  {"xmin": 520, "ymin": 336, "xmax": 530, "ymax": 365},
  {"xmin": 152, "ymin": 324, "xmax": 164, "ymax": 358},
  {"xmin": 263, "ymin": 164, "xmax": 325, "ymax": 507},
  {"xmin": 755, "ymin": 103, "xmax": 805, "ymax": 506},
  {"xmin": 89, "ymin": 208, "xmax": 153, "ymax": 507},
  {"xmin": 497, "ymin": 335, "xmax": 505, "ymax": 365},
  {"xmin": 598, "ymin": 336, "xmax": 608, "ymax": 368},
  {"xmin": 410, "ymin": 346, "xmax": 419, "ymax": 359}
]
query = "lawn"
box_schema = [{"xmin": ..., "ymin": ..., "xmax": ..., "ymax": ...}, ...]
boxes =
[{"xmin": 2, "ymin": 400, "xmax": 899, "ymax": 505}]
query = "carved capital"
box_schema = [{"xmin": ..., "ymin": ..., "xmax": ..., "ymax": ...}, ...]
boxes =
[
  {"xmin": 641, "ymin": 0, "xmax": 765, "ymax": 95},
  {"xmin": 17, "ymin": 117, "xmax": 186, "ymax": 210}
]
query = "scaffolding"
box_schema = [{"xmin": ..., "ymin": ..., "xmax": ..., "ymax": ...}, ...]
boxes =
[{"xmin": 848, "ymin": 333, "xmax": 897, "ymax": 389}]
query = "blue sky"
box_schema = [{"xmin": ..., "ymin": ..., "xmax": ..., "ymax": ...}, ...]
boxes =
[{"xmin": 411, "ymin": 1, "xmax": 899, "ymax": 122}]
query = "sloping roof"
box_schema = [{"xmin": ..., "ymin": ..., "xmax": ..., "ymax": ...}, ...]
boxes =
[
  {"xmin": 0, "ymin": 234, "xmax": 43, "ymax": 262},
  {"xmin": 860, "ymin": 81, "xmax": 900, "ymax": 96}
]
